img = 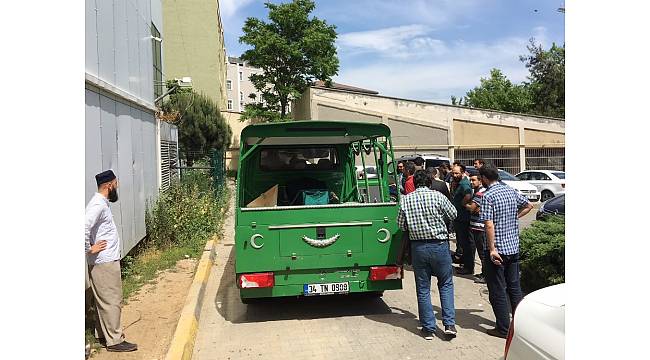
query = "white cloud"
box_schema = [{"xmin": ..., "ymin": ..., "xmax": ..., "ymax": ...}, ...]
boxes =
[
  {"xmin": 338, "ymin": 25, "xmax": 446, "ymax": 57},
  {"xmin": 221, "ymin": 0, "xmax": 256, "ymax": 19},
  {"xmin": 335, "ymin": 28, "xmax": 542, "ymax": 103},
  {"xmin": 318, "ymin": 0, "xmax": 483, "ymax": 31}
]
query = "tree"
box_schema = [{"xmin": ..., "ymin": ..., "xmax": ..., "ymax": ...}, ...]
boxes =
[
  {"xmin": 520, "ymin": 39, "xmax": 565, "ymax": 118},
  {"xmin": 451, "ymin": 39, "xmax": 565, "ymax": 118},
  {"xmin": 453, "ymin": 69, "xmax": 533, "ymax": 113},
  {"xmin": 239, "ymin": 0, "xmax": 339, "ymax": 122},
  {"xmin": 161, "ymin": 89, "xmax": 232, "ymax": 166}
]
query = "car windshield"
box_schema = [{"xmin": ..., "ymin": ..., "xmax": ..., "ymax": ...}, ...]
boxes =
[
  {"xmin": 498, "ymin": 170, "xmax": 518, "ymax": 181},
  {"xmin": 551, "ymin": 172, "xmax": 565, "ymax": 179}
]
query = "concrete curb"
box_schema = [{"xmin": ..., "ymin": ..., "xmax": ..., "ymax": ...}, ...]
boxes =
[{"xmin": 164, "ymin": 238, "xmax": 218, "ymax": 360}]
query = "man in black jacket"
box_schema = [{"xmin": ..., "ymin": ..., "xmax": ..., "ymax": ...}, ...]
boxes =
[{"xmin": 426, "ymin": 167, "xmax": 451, "ymax": 199}]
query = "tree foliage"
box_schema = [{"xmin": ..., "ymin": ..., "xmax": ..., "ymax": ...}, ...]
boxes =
[
  {"xmin": 161, "ymin": 90, "xmax": 232, "ymax": 165},
  {"xmin": 452, "ymin": 39, "xmax": 565, "ymax": 118},
  {"xmin": 453, "ymin": 69, "xmax": 533, "ymax": 113},
  {"xmin": 239, "ymin": 0, "xmax": 339, "ymax": 122},
  {"xmin": 520, "ymin": 40, "xmax": 565, "ymax": 118}
]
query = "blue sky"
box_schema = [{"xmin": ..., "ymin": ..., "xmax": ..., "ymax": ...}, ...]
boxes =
[{"xmin": 220, "ymin": 0, "xmax": 565, "ymax": 104}]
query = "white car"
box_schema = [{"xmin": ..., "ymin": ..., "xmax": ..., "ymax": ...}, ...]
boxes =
[
  {"xmin": 355, "ymin": 165, "xmax": 378, "ymax": 179},
  {"xmin": 515, "ymin": 170, "xmax": 565, "ymax": 202},
  {"xmin": 498, "ymin": 169, "xmax": 541, "ymax": 202},
  {"xmin": 504, "ymin": 283, "xmax": 565, "ymax": 360},
  {"xmin": 398, "ymin": 153, "xmax": 451, "ymax": 169}
]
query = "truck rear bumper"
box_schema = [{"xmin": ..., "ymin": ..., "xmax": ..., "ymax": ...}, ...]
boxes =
[{"xmin": 238, "ymin": 267, "xmax": 403, "ymax": 299}]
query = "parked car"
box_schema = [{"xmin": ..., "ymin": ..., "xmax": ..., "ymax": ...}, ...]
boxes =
[
  {"xmin": 504, "ymin": 283, "xmax": 565, "ymax": 360},
  {"xmin": 356, "ymin": 165, "xmax": 378, "ymax": 179},
  {"xmin": 466, "ymin": 166, "xmax": 541, "ymax": 202},
  {"xmin": 536, "ymin": 194, "xmax": 565, "ymax": 220},
  {"xmin": 515, "ymin": 170, "xmax": 565, "ymax": 202},
  {"xmin": 397, "ymin": 153, "xmax": 451, "ymax": 169}
]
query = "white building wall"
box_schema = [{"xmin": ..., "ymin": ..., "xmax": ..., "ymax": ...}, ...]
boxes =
[{"xmin": 226, "ymin": 58, "xmax": 264, "ymax": 112}]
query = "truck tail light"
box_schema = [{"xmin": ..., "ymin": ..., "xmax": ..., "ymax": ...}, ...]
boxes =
[
  {"xmin": 369, "ymin": 266, "xmax": 402, "ymax": 280},
  {"xmin": 504, "ymin": 319, "xmax": 515, "ymax": 359},
  {"xmin": 238, "ymin": 272, "xmax": 274, "ymax": 288}
]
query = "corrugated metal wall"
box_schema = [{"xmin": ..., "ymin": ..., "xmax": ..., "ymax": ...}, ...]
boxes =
[
  {"xmin": 86, "ymin": 0, "xmax": 164, "ymax": 259},
  {"xmin": 85, "ymin": 88, "xmax": 159, "ymax": 257}
]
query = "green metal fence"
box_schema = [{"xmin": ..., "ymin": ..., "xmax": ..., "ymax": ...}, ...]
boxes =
[
  {"xmin": 211, "ymin": 148, "xmax": 226, "ymax": 188},
  {"xmin": 176, "ymin": 148, "xmax": 226, "ymax": 192}
]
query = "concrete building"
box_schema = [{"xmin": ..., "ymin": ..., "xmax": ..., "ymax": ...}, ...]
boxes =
[
  {"xmin": 292, "ymin": 85, "xmax": 565, "ymax": 174},
  {"xmin": 162, "ymin": 0, "xmax": 228, "ymax": 108},
  {"xmin": 226, "ymin": 56, "xmax": 264, "ymax": 112}
]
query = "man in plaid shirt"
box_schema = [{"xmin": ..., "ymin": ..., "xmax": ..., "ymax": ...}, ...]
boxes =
[
  {"xmin": 478, "ymin": 164, "xmax": 533, "ymax": 338},
  {"xmin": 398, "ymin": 170, "xmax": 458, "ymax": 339}
]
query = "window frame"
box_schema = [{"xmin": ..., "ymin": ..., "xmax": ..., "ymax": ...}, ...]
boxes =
[
  {"xmin": 258, "ymin": 146, "xmax": 340, "ymax": 172},
  {"xmin": 151, "ymin": 23, "xmax": 163, "ymax": 99}
]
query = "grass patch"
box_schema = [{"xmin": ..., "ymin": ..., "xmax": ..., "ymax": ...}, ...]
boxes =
[
  {"xmin": 121, "ymin": 171, "xmax": 230, "ymax": 299},
  {"xmin": 86, "ymin": 170, "xmax": 229, "ymax": 354}
]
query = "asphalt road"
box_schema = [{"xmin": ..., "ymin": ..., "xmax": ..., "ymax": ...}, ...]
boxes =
[{"xmin": 190, "ymin": 197, "xmax": 543, "ymax": 360}]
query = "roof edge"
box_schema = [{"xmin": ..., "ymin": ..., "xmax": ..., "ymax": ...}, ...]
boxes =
[{"xmin": 310, "ymin": 86, "xmax": 565, "ymax": 122}]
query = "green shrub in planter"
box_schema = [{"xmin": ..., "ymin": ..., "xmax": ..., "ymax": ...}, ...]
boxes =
[{"xmin": 519, "ymin": 215, "xmax": 565, "ymax": 292}]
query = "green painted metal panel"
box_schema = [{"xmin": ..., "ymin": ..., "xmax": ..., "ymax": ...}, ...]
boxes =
[
  {"xmin": 235, "ymin": 121, "xmax": 402, "ymax": 299},
  {"xmin": 278, "ymin": 226, "xmax": 364, "ymax": 256}
]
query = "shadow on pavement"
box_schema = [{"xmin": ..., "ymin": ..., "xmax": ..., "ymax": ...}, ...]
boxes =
[
  {"xmin": 364, "ymin": 306, "xmax": 452, "ymax": 341},
  {"xmin": 214, "ymin": 245, "xmax": 497, "ymax": 331}
]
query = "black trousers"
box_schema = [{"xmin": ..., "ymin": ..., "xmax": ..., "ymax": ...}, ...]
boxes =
[
  {"xmin": 469, "ymin": 229, "xmax": 486, "ymax": 275},
  {"xmin": 454, "ymin": 221, "xmax": 474, "ymax": 272},
  {"xmin": 483, "ymin": 253, "xmax": 524, "ymax": 334}
]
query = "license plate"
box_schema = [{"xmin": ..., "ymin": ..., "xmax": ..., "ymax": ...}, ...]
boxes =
[
  {"xmin": 527, "ymin": 194, "xmax": 539, "ymax": 200},
  {"xmin": 303, "ymin": 282, "xmax": 349, "ymax": 296}
]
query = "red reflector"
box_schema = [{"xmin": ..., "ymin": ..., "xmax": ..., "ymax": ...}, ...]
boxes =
[
  {"xmin": 369, "ymin": 266, "xmax": 402, "ymax": 281},
  {"xmin": 239, "ymin": 272, "xmax": 274, "ymax": 289},
  {"xmin": 504, "ymin": 319, "xmax": 514, "ymax": 359}
]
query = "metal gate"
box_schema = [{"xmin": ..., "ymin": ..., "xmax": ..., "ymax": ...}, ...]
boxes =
[{"xmin": 176, "ymin": 148, "xmax": 226, "ymax": 191}]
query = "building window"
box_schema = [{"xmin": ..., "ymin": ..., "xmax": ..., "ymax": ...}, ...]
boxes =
[
  {"xmin": 226, "ymin": 80, "xmax": 232, "ymax": 90},
  {"xmin": 151, "ymin": 23, "xmax": 163, "ymax": 99},
  {"xmin": 240, "ymin": 92, "xmax": 244, "ymax": 102},
  {"xmin": 227, "ymin": 100, "xmax": 233, "ymax": 110},
  {"xmin": 239, "ymin": 71, "xmax": 243, "ymax": 81}
]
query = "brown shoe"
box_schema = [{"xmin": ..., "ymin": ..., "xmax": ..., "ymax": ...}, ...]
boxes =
[{"xmin": 107, "ymin": 341, "xmax": 138, "ymax": 352}]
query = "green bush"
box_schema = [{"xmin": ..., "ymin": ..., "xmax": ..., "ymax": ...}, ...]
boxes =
[
  {"xmin": 119, "ymin": 171, "xmax": 229, "ymax": 298},
  {"xmin": 145, "ymin": 170, "xmax": 228, "ymax": 250},
  {"xmin": 519, "ymin": 215, "xmax": 565, "ymax": 292}
]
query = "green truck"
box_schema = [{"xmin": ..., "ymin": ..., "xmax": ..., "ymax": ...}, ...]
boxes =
[{"xmin": 235, "ymin": 121, "xmax": 403, "ymax": 302}]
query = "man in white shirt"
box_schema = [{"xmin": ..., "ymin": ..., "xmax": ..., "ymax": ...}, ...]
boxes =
[{"xmin": 85, "ymin": 170, "xmax": 137, "ymax": 352}]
